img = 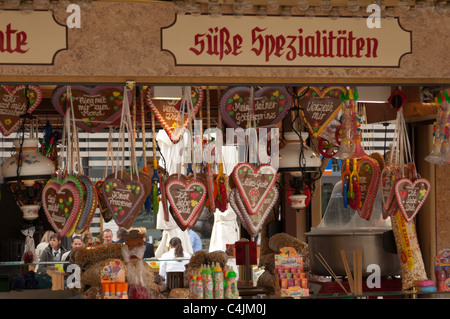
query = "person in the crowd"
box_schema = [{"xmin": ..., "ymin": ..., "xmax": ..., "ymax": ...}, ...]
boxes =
[
  {"xmin": 187, "ymin": 227, "xmax": 202, "ymax": 253},
  {"xmin": 62, "ymin": 236, "xmax": 84, "ymax": 272},
  {"xmin": 37, "ymin": 233, "xmax": 67, "ymax": 274},
  {"xmin": 158, "ymin": 237, "xmax": 191, "ymax": 285},
  {"xmin": 116, "ymin": 227, "xmax": 128, "ymax": 243},
  {"xmin": 102, "ymin": 229, "xmax": 114, "ymax": 244},
  {"xmin": 35, "ymin": 230, "xmax": 55, "ymax": 262}
]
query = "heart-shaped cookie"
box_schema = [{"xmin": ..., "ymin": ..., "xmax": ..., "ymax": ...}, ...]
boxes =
[
  {"xmin": 219, "ymin": 86, "xmax": 293, "ymax": 129},
  {"xmin": 297, "ymin": 86, "xmax": 346, "ymax": 139},
  {"xmin": 0, "ymin": 85, "xmax": 42, "ymax": 136},
  {"xmin": 51, "ymin": 86, "xmax": 126, "ymax": 133},
  {"xmin": 165, "ymin": 176, "xmax": 207, "ymax": 231},
  {"xmin": 356, "ymin": 156, "xmax": 381, "ymax": 220},
  {"xmin": 75, "ymin": 175, "xmax": 99, "ymax": 234},
  {"xmin": 380, "ymin": 166, "xmax": 400, "ymax": 214},
  {"xmin": 229, "ymin": 186, "xmax": 279, "ymax": 238},
  {"xmin": 102, "ymin": 176, "xmax": 146, "ymax": 229},
  {"xmin": 95, "ymin": 179, "xmax": 113, "ymax": 222},
  {"xmin": 395, "ymin": 178, "xmax": 431, "ymax": 222},
  {"xmin": 145, "ymin": 86, "xmax": 203, "ymax": 143},
  {"xmin": 42, "ymin": 178, "xmax": 82, "ymax": 238},
  {"xmin": 232, "ymin": 163, "xmax": 277, "ymax": 215}
]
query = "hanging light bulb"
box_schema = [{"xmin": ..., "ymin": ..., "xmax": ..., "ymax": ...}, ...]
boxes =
[
  {"xmin": 267, "ymin": 0, "xmax": 279, "ymax": 11},
  {"xmin": 422, "ymin": 0, "xmax": 435, "ymax": 12},
  {"xmin": 281, "ymin": 6, "xmax": 291, "ymax": 18},
  {"xmin": 5, "ymin": 0, "xmax": 21, "ymax": 8},
  {"xmin": 20, "ymin": 0, "xmax": 34, "ymax": 13},
  {"xmin": 233, "ymin": 0, "xmax": 244, "ymax": 17},
  {"xmin": 297, "ymin": 0, "xmax": 309, "ymax": 11},
  {"xmin": 208, "ymin": 0, "xmax": 222, "ymax": 17},
  {"xmin": 385, "ymin": 6, "xmax": 395, "ymax": 18},
  {"xmin": 329, "ymin": 7, "xmax": 339, "ymax": 19},
  {"xmin": 434, "ymin": 1, "xmax": 448, "ymax": 15},
  {"xmin": 305, "ymin": 7, "xmax": 315, "ymax": 17},
  {"xmin": 321, "ymin": 0, "xmax": 332, "ymax": 11},
  {"xmin": 256, "ymin": 5, "xmax": 267, "ymax": 18},
  {"xmin": 347, "ymin": 0, "xmax": 360, "ymax": 12},
  {"xmin": 32, "ymin": 0, "xmax": 49, "ymax": 9},
  {"xmin": 398, "ymin": 0, "xmax": 411, "ymax": 11}
]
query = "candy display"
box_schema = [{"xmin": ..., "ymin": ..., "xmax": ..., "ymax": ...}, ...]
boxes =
[
  {"xmin": 274, "ymin": 247, "xmax": 309, "ymax": 298},
  {"xmin": 435, "ymin": 248, "xmax": 450, "ymax": 292}
]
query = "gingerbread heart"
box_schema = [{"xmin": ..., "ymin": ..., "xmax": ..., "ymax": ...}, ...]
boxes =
[
  {"xmin": 395, "ymin": 178, "xmax": 431, "ymax": 222},
  {"xmin": 219, "ymin": 86, "xmax": 292, "ymax": 129},
  {"xmin": 165, "ymin": 176, "xmax": 207, "ymax": 231},
  {"xmin": 229, "ymin": 186, "xmax": 279, "ymax": 238},
  {"xmin": 357, "ymin": 157, "xmax": 381, "ymax": 220},
  {"xmin": 380, "ymin": 166, "xmax": 400, "ymax": 214},
  {"xmin": 297, "ymin": 86, "xmax": 346, "ymax": 139},
  {"xmin": 0, "ymin": 85, "xmax": 42, "ymax": 136},
  {"xmin": 95, "ymin": 180, "xmax": 114, "ymax": 222},
  {"xmin": 102, "ymin": 176, "xmax": 146, "ymax": 229},
  {"xmin": 51, "ymin": 86, "xmax": 126, "ymax": 133},
  {"xmin": 75, "ymin": 175, "xmax": 99, "ymax": 234},
  {"xmin": 232, "ymin": 163, "xmax": 277, "ymax": 215},
  {"xmin": 145, "ymin": 86, "xmax": 203, "ymax": 143},
  {"xmin": 42, "ymin": 178, "xmax": 82, "ymax": 238}
]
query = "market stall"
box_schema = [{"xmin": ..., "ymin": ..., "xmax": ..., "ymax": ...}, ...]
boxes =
[{"xmin": 0, "ymin": 0, "xmax": 449, "ymax": 301}]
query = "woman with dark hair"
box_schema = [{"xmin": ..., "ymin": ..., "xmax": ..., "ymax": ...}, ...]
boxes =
[
  {"xmin": 158, "ymin": 237, "xmax": 191, "ymax": 289},
  {"xmin": 36, "ymin": 233, "xmax": 67, "ymax": 274}
]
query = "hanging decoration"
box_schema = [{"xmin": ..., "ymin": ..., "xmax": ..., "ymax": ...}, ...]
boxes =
[
  {"xmin": 145, "ymin": 86, "xmax": 203, "ymax": 143},
  {"xmin": 51, "ymin": 86, "xmax": 125, "ymax": 133},
  {"xmin": 229, "ymin": 162, "xmax": 278, "ymax": 238},
  {"xmin": 425, "ymin": 90, "xmax": 450, "ymax": 164},
  {"xmin": 0, "ymin": 85, "xmax": 42, "ymax": 137},
  {"xmin": 95, "ymin": 127, "xmax": 115, "ymax": 223},
  {"xmin": 102, "ymin": 87, "xmax": 150, "ymax": 229},
  {"xmin": 42, "ymin": 89, "xmax": 87, "ymax": 237},
  {"xmin": 164, "ymin": 87, "xmax": 208, "ymax": 230},
  {"xmin": 296, "ymin": 86, "xmax": 346, "ymax": 140},
  {"xmin": 219, "ymin": 86, "xmax": 292, "ymax": 130}
]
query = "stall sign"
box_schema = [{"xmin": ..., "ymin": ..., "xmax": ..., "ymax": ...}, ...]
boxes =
[
  {"xmin": 0, "ymin": 11, "xmax": 67, "ymax": 65},
  {"xmin": 162, "ymin": 15, "xmax": 411, "ymax": 67}
]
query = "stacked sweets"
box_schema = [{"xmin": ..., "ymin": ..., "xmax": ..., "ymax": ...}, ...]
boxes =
[{"xmin": 275, "ymin": 247, "xmax": 309, "ymax": 297}]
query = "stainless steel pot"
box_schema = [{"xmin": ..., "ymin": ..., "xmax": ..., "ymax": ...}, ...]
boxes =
[{"xmin": 306, "ymin": 228, "xmax": 401, "ymax": 277}]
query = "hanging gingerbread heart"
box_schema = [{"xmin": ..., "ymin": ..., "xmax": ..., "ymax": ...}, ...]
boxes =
[
  {"xmin": 395, "ymin": 178, "xmax": 431, "ymax": 222},
  {"xmin": 42, "ymin": 178, "xmax": 82, "ymax": 238},
  {"xmin": 380, "ymin": 166, "xmax": 400, "ymax": 214},
  {"xmin": 95, "ymin": 179, "xmax": 113, "ymax": 222},
  {"xmin": 232, "ymin": 163, "xmax": 277, "ymax": 215},
  {"xmin": 102, "ymin": 175, "xmax": 146, "ymax": 229},
  {"xmin": 75, "ymin": 175, "xmax": 99, "ymax": 234},
  {"xmin": 219, "ymin": 86, "xmax": 292, "ymax": 129},
  {"xmin": 165, "ymin": 176, "xmax": 207, "ymax": 231},
  {"xmin": 145, "ymin": 86, "xmax": 203, "ymax": 143},
  {"xmin": 356, "ymin": 156, "xmax": 381, "ymax": 220},
  {"xmin": 51, "ymin": 86, "xmax": 126, "ymax": 133},
  {"xmin": 0, "ymin": 85, "xmax": 42, "ymax": 136},
  {"xmin": 229, "ymin": 186, "xmax": 279, "ymax": 238},
  {"xmin": 297, "ymin": 86, "xmax": 346, "ymax": 139}
]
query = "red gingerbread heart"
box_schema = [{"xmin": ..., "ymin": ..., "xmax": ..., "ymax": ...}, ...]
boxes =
[
  {"xmin": 0, "ymin": 85, "xmax": 42, "ymax": 136},
  {"xmin": 145, "ymin": 86, "xmax": 203, "ymax": 143},
  {"xmin": 297, "ymin": 86, "xmax": 346, "ymax": 139},
  {"xmin": 229, "ymin": 186, "xmax": 279, "ymax": 238},
  {"xmin": 165, "ymin": 176, "xmax": 207, "ymax": 231},
  {"xmin": 356, "ymin": 156, "xmax": 381, "ymax": 220},
  {"xmin": 395, "ymin": 178, "xmax": 430, "ymax": 222},
  {"xmin": 42, "ymin": 177, "xmax": 82, "ymax": 238},
  {"xmin": 232, "ymin": 163, "xmax": 277, "ymax": 216}
]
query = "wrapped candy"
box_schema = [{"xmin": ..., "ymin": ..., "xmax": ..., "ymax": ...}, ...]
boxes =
[{"xmin": 21, "ymin": 226, "xmax": 36, "ymax": 264}]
